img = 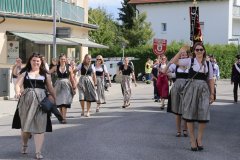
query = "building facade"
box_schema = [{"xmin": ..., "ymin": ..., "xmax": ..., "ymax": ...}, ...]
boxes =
[
  {"xmin": 0, "ymin": 0, "xmax": 107, "ymax": 97},
  {"xmin": 129, "ymin": 0, "xmax": 240, "ymax": 45}
]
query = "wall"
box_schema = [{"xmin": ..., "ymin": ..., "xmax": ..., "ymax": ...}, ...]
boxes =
[
  {"xmin": 0, "ymin": 18, "xmax": 89, "ymax": 67},
  {"xmin": 136, "ymin": 0, "xmax": 230, "ymax": 44}
]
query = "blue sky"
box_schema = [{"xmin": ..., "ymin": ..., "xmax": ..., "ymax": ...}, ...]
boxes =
[{"xmin": 88, "ymin": 0, "xmax": 122, "ymax": 19}]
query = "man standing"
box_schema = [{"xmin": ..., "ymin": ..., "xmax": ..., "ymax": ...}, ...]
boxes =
[
  {"xmin": 231, "ymin": 55, "xmax": 240, "ymax": 103},
  {"xmin": 151, "ymin": 59, "xmax": 160, "ymax": 102},
  {"xmin": 145, "ymin": 57, "xmax": 153, "ymax": 84}
]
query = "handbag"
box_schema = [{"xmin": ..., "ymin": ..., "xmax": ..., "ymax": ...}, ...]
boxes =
[
  {"xmin": 28, "ymin": 75, "xmax": 55, "ymax": 113},
  {"xmin": 114, "ymin": 74, "xmax": 122, "ymax": 83}
]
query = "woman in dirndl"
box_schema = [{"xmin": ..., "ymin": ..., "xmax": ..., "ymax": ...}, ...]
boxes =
[
  {"xmin": 119, "ymin": 57, "xmax": 137, "ymax": 108},
  {"xmin": 12, "ymin": 53, "xmax": 56, "ymax": 159},
  {"xmin": 49, "ymin": 54, "xmax": 76, "ymax": 124},
  {"xmin": 170, "ymin": 42, "xmax": 215, "ymax": 151},
  {"xmin": 94, "ymin": 55, "xmax": 111, "ymax": 112},
  {"xmin": 165, "ymin": 46, "xmax": 190, "ymax": 137},
  {"xmin": 76, "ymin": 54, "xmax": 98, "ymax": 117},
  {"xmin": 157, "ymin": 55, "xmax": 169, "ymax": 110}
]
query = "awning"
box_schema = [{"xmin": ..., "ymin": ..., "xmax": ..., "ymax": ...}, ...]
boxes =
[
  {"xmin": 63, "ymin": 37, "xmax": 109, "ymax": 49},
  {"xmin": 9, "ymin": 32, "xmax": 78, "ymax": 45}
]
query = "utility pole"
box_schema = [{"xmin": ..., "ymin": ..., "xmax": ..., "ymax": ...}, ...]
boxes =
[{"xmin": 53, "ymin": 0, "xmax": 57, "ymax": 58}]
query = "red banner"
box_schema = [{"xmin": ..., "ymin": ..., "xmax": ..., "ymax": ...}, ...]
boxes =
[{"xmin": 153, "ymin": 39, "xmax": 167, "ymax": 56}]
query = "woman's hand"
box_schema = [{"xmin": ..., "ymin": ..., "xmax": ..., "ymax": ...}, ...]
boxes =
[
  {"xmin": 209, "ymin": 94, "xmax": 214, "ymax": 104},
  {"xmin": 15, "ymin": 92, "xmax": 21, "ymax": 99}
]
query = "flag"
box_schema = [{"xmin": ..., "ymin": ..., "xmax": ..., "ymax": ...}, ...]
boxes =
[{"xmin": 189, "ymin": 6, "xmax": 203, "ymax": 45}]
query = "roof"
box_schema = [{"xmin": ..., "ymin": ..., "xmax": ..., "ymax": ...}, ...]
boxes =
[{"xmin": 128, "ymin": 0, "xmax": 195, "ymax": 4}]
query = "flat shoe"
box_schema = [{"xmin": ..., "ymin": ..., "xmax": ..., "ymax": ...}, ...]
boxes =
[
  {"xmin": 176, "ymin": 132, "xmax": 181, "ymax": 137},
  {"xmin": 36, "ymin": 152, "xmax": 43, "ymax": 159},
  {"xmin": 183, "ymin": 130, "xmax": 188, "ymax": 137},
  {"xmin": 21, "ymin": 145, "xmax": 28, "ymax": 154}
]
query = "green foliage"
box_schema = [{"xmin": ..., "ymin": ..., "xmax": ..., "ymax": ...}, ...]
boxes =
[
  {"xmin": 91, "ymin": 42, "xmax": 238, "ymax": 79},
  {"xmin": 123, "ymin": 13, "xmax": 154, "ymax": 47},
  {"xmin": 88, "ymin": 7, "xmax": 118, "ymax": 49},
  {"xmin": 118, "ymin": 0, "xmax": 135, "ymax": 29}
]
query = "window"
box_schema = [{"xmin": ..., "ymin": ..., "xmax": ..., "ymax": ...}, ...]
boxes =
[{"xmin": 161, "ymin": 23, "xmax": 167, "ymax": 32}]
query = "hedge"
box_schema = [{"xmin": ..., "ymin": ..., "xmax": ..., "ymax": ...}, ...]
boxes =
[{"xmin": 90, "ymin": 42, "xmax": 239, "ymax": 79}]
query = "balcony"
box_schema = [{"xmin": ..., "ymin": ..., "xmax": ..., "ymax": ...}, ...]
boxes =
[
  {"xmin": 233, "ymin": 5, "xmax": 240, "ymax": 18},
  {"xmin": 0, "ymin": 0, "xmax": 84, "ymax": 23}
]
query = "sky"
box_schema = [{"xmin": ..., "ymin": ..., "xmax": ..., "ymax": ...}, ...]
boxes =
[{"xmin": 88, "ymin": 0, "xmax": 122, "ymax": 19}]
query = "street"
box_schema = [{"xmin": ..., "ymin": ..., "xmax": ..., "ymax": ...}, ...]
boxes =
[{"xmin": 0, "ymin": 81, "xmax": 240, "ymax": 160}]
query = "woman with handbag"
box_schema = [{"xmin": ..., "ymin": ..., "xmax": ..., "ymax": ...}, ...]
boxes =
[
  {"xmin": 165, "ymin": 46, "xmax": 190, "ymax": 137},
  {"xmin": 76, "ymin": 54, "xmax": 98, "ymax": 117},
  {"xmin": 119, "ymin": 57, "xmax": 137, "ymax": 108},
  {"xmin": 13, "ymin": 53, "xmax": 56, "ymax": 159},
  {"xmin": 170, "ymin": 42, "xmax": 215, "ymax": 151},
  {"xmin": 94, "ymin": 55, "xmax": 111, "ymax": 112},
  {"xmin": 49, "ymin": 54, "xmax": 76, "ymax": 124}
]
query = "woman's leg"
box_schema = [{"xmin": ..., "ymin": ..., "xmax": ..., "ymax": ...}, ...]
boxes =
[
  {"xmin": 197, "ymin": 123, "xmax": 206, "ymax": 147},
  {"xmin": 176, "ymin": 115, "xmax": 181, "ymax": 136},
  {"xmin": 183, "ymin": 119, "xmax": 188, "ymax": 136},
  {"xmin": 61, "ymin": 107, "xmax": 67, "ymax": 123},
  {"xmin": 187, "ymin": 122, "xmax": 197, "ymax": 149},
  {"xmin": 80, "ymin": 101, "xmax": 85, "ymax": 116},
  {"xmin": 34, "ymin": 133, "xmax": 44, "ymax": 158},
  {"xmin": 21, "ymin": 131, "xmax": 30, "ymax": 153},
  {"xmin": 86, "ymin": 102, "xmax": 91, "ymax": 117},
  {"xmin": 96, "ymin": 103, "xmax": 100, "ymax": 112}
]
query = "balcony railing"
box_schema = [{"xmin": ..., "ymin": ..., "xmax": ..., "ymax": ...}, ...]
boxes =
[
  {"xmin": 233, "ymin": 5, "xmax": 240, "ymax": 17},
  {"xmin": 0, "ymin": 0, "xmax": 84, "ymax": 23}
]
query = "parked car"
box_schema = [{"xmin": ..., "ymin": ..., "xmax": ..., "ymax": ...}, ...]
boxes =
[{"xmin": 137, "ymin": 72, "xmax": 146, "ymax": 82}]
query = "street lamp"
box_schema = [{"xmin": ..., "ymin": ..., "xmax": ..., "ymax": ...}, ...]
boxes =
[
  {"xmin": 121, "ymin": 42, "xmax": 126, "ymax": 60},
  {"xmin": 229, "ymin": 38, "xmax": 239, "ymax": 55}
]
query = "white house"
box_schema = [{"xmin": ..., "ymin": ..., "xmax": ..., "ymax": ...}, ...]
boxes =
[{"xmin": 129, "ymin": 0, "xmax": 240, "ymax": 45}]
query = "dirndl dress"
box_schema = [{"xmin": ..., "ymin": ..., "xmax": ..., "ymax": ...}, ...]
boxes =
[
  {"xmin": 157, "ymin": 73, "xmax": 169, "ymax": 99},
  {"xmin": 96, "ymin": 76, "xmax": 106, "ymax": 104},
  {"xmin": 182, "ymin": 72, "xmax": 211, "ymax": 122},
  {"xmin": 78, "ymin": 75, "xmax": 98, "ymax": 102},
  {"xmin": 15, "ymin": 73, "xmax": 48, "ymax": 133},
  {"xmin": 55, "ymin": 78, "xmax": 73, "ymax": 108},
  {"xmin": 121, "ymin": 75, "xmax": 132, "ymax": 102},
  {"xmin": 168, "ymin": 71, "xmax": 189, "ymax": 115}
]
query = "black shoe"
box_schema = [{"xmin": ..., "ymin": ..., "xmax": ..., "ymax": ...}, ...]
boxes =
[
  {"xmin": 191, "ymin": 147, "xmax": 198, "ymax": 151},
  {"xmin": 183, "ymin": 130, "xmax": 188, "ymax": 137},
  {"xmin": 122, "ymin": 105, "xmax": 126, "ymax": 108},
  {"xmin": 196, "ymin": 139, "xmax": 204, "ymax": 151}
]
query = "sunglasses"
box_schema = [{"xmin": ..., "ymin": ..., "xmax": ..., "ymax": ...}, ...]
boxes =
[
  {"xmin": 195, "ymin": 48, "xmax": 204, "ymax": 52},
  {"xmin": 96, "ymin": 59, "xmax": 102, "ymax": 61}
]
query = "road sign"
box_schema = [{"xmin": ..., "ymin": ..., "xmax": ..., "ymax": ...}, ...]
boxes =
[{"xmin": 153, "ymin": 38, "xmax": 167, "ymax": 55}]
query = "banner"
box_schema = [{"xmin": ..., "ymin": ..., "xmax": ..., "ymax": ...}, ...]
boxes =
[
  {"xmin": 189, "ymin": 6, "xmax": 202, "ymax": 45},
  {"xmin": 7, "ymin": 41, "xmax": 19, "ymax": 64},
  {"xmin": 153, "ymin": 38, "xmax": 167, "ymax": 56}
]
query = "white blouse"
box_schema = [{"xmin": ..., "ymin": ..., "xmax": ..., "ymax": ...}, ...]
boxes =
[
  {"xmin": 94, "ymin": 64, "xmax": 108, "ymax": 73},
  {"xmin": 178, "ymin": 58, "xmax": 213, "ymax": 79},
  {"xmin": 76, "ymin": 63, "xmax": 96, "ymax": 73},
  {"xmin": 168, "ymin": 63, "xmax": 189, "ymax": 73}
]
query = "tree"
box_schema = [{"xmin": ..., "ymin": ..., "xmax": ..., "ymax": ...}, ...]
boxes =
[
  {"xmin": 118, "ymin": 0, "xmax": 135, "ymax": 29},
  {"xmin": 123, "ymin": 13, "xmax": 154, "ymax": 47},
  {"xmin": 88, "ymin": 7, "xmax": 118, "ymax": 49}
]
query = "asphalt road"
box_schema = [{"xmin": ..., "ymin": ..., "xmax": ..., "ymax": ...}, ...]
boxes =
[{"xmin": 0, "ymin": 81, "xmax": 239, "ymax": 160}]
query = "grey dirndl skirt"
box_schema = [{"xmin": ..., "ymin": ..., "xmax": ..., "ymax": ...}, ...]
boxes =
[
  {"xmin": 55, "ymin": 78, "xmax": 73, "ymax": 108},
  {"xmin": 78, "ymin": 75, "xmax": 98, "ymax": 102},
  {"xmin": 18, "ymin": 88, "xmax": 47, "ymax": 133},
  {"xmin": 182, "ymin": 79, "xmax": 210, "ymax": 122},
  {"xmin": 121, "ymin": 75, "xmax": 132, "ymax": 102},
  {"xmin": 96, "ymin": 76, "xmax": 106, "ymax": 104},
  {"xmin": 170, "ymin": 78, "xmax": 187, "ymax": 115}
]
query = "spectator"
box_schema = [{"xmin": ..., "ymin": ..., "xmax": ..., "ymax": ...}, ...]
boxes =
[{"xmin": 231, "ymin": 54, "xmax": 240, "ymax": 103}]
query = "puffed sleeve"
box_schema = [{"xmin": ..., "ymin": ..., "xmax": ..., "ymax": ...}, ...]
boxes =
[
  {"xmin": 76, "ymin": 63, "xmax": 82, "ymax": 71},
  {"xmin": 208, "ymin": 61, "xmax": 214, "ymax": 79},
  {"xmin": 103, "ymin": 65, "xmax": 108, "ymax": 73},
  {"xmin": 178, "ymin": 58, "xmax": 191, "ymax": 67}
]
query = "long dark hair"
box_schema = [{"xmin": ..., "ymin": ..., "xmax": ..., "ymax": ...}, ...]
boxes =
[{"xmin": 21, "ymin": 53, "xmax": 47, "ymax": 75}]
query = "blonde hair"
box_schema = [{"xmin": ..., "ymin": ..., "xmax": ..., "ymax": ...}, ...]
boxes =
[{"xmin": 96, "ymin": 55, "xmax": 104, "ymax": 64}]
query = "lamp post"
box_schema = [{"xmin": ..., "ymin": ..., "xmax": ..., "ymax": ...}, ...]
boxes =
[
  {"xmin": 53, "ymin": 0, "xmax": 57, "ymax": 58},
  {"xmin": 122, "ymin": 42, "xmax": 126, "ymax": 60}
]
